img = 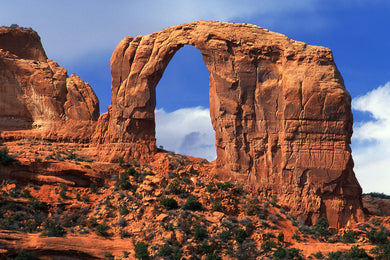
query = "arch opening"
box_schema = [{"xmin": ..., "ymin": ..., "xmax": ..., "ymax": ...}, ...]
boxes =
[{"xmin": 154, "ymin": 45, "xmax": 217, "ymax": 161}]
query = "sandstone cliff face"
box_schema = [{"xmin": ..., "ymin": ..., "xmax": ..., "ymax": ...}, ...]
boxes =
[
  {"xmin": 0, "ymin": 27, "xmax": 99, "ymax": 139},
  {"xmin": 100, "ymin": 21, "xmax": 365, "ymax": 228}
]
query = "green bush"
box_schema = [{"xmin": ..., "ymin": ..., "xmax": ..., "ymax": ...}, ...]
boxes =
[
  {"xmin": 161, "ymin": 197, "xmax": 179, "ymax": 210},
  {"xmin": 183, "ymin": 195, "xmax": 202, "ymax": 211},
  {"xmin": 194, "ymin": 226, "xmax": 208, "ymax": 241},
  {"xmin": 261, "ymin": 239, "xmax": 277, "ymax": 252},
  {"xmin": 327, "ymin": 251, "xmax": 343, "ymax": 260},
  {"xmin": 95, "ymin": 224, "xmax": 109, "ymax": 237},
  {"xmin": 370, "ymin": 243, "xmax": 390, "ymax": 259},
  {"xmin": 277, "ymin": 232, "xmax": 284, "ymax": 243},
  {"xmin": 41, "ymin": 220, "xmax": 66, "ymax": 237},
  {"xmin": 28, "ymin": 198, "xmax": 45, "ymax": 211},
  {"xmin": 211, "ymin": 200, "xmax": 223, "ymax": 212},
  {"xmin": 119, "ymin": 205, "xmax": 130, "ymax": 215},
  {"xmin": 274, "ymin": 247, "xmax": 287, "ymax": 259},
  {"xmin": 342, "ymin": 230, "xmax": 356, "ymax": 243},
  {"xmin": 15, "ymin": 251, "xmax": 40, "ymax": 260},
  {"xmin": 220, "ymin": 230, "xmax": 232, "ymax": 242},
  {"xmin": 315, "ymin": 217, "xmax": 332, "ymax": 238},
  {"xmin": 159, "ymin": 243, "xmax": 173, "ymax": 256},
  {"xmin": 216, "ymin": 181, "xmax": 233, "ymax": 191},
  {"xmin": 168, "ymin": 179, "xmax": 185, "ymax": 195},
  {"xmin": 313, "ymin": 251, "xmax": 324, "ymax": 259},
  {"xmin": 134, "ymin": 242, "xmax": 149, "ymax": 259},
  {"xmin": 235, "ymin": 228, "xmax": 246, "ymax": 243},
  {"xmin": 0, "ymin": 146, "xmax": 16, "ymax": 166},
  {"xmin": 366, "ymin": 229, "xmax": 388, "ymax": 244},
  {"xmin": 347, "ymin": 245, "xmax": 368, "ymax": 259},
  {"xmin": 206, "ymin": 253, "xmax": 222, "ymax": 260}
]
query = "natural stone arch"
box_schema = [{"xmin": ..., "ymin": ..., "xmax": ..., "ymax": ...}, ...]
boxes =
[{"xmin": 96, "ymin": 21, "xmax": 365, "ymax": 228}]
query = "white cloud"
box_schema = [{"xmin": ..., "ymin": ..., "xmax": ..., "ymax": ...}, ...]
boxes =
[
  {"xmin": 352, "ymin": 82, "xmax": 390, "ymax": 194},
  {"xmin": 155, "ymin": 107, "xmax": 216, "ymax": 161}
]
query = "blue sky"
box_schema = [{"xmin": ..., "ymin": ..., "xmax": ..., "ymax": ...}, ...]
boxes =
[{"xmin": 1, "ymin": 0, "xmax": 390, "ymax": 193}]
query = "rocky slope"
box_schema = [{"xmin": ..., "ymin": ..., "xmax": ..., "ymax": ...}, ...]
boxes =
[{"xmin": 0, "ymin": 143, "xmax": 389, "ymax": 259}]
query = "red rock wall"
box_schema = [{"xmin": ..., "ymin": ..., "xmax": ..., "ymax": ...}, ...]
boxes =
[
  {"xmin": 0, "ymin": 27, "xmax": 99, "ymax": 140},
  {"xmin": 100, "ymin": 21, "xmax": 365, "ymax": 227}
]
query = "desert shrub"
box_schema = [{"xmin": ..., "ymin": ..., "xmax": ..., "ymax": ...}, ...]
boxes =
[
  {"xmin": 366, "ymin": 229, "xmax": 388, "ymax": 244},
  {"xmin": 41, "ymin": 220, "xmax": 66, "ymax": 237},
  {"xmin": 95, "ymin": 224, "xmax": 109, "ymax": 237},
  {"xmin": 347, "ymin": 245, "xmax": 369, "ymax": 259},
  {"xmin": 370, "ymin": 243, "xmax": 390, "ymax": 259},
  {"xmin": 292, "ymin": 230, "xmax": 300, "ymax": 241},
  {"xmin": 134, "ymin": 242, "xmax": 149, "ymax": 259},
  {"xmin": 287, "ymin": 248, "xmax": 303, "ymax": 259},
  {"xmin": 0, "ymin": 146, "xmax": 16, "ymax": 166},
  {"xmin": 21, "ymin": 189, "xmax": 32, "ymax": 198},
  {"xmin": 119, "ymin": 205, "xmax": 130, "ymax": 215},
  {"xmin": 119, "ymin": 229, "xmax": 131, "ymax": 239},
  {"xmin": 315, "ymin": 217, "xmax": 332, "ymax": 238},
  {"xmin": 28, "ymin": 198, "xmax": 45, "ymax": 210},
  {"xmin": 220, "ymin": 230, "xmax": 232, "ymax": 242},
  {"xmin": 274, "ymin": 247, "xmax": 287, "ymax": 259},
  {"xmin": 200, "ymin": 242, "xmax": 213, "ymax": 254},
  {"xmin": 76, "ymin": 193, "xmax": 81, "ymax": 201},
  {"xmin": 270, "ymin": 195, "xmax": 278, "ymax": 207},
  {"xmin": 161, "ymin": 197, "xmax": 179, "ymax": 210},
  {"xmin": 216, "ymin": 181, "xmax": 233, "ymax": 191},
  {"xmin": 211, "ymin": 200, "xmax": 223, "ymax": 212},
  {"xmin": 313, "ymin": 251, "xmax": 324, "ymax": 259},
  {"xmin": 342, "ymin": 230, "xmax": 356, "ymax": 243},
  {"xmin": 206, "ymin": 182, "xmax": 216, "ymax": 192},
  {"xmin": 104, "ymin": 251, "xmax": 114, "ymax": 259},
  {"xmin": 261, "ymin": 239, "xmax": 277, "ymax": 252},
  {"xmin": 194, "ymin": 226, "xmax": 208, "ymax": 241},
  {"xmin": 15, "ymin": 251, "xmax": 40, "ymax": 260},
  {"xmin": 235, "ymin": 228, "xmax": 246, "ymax": 243},
  {"xmin": 159, "ymin": 243, "xmax": 173, "ymax": 256},
  {"xmin": 245, "ymin": 198, "xmax": 262, "ymax": 216},
  {"xmin": 118, "ymin": 156, "xmax": 124, "ymax": 166},
  {"xmin": 206, "ymin": 253, "xmax": 222, "ymax": 260},
  {"xmin": 277, "ymin": 232, "xmax": 284, "ymax": 243},
  {"xmin": 327, "ymin": 251, "xmax": 344, "ymax": 260},
  {"xmin": 183, "ymin": 195, "xmax": 202, "ymax": 211},
  {"xmin": 168, "ymin": 179, "xmax": 185, "ymax": 195}
]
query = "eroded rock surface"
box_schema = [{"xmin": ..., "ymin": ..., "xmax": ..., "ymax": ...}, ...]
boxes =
[
  {"xmin": 100, "ymin": 21, "xmax": 365, "ymax": 227},
  {"xmin": 0, "ymin": 22, "xmax": 365, "ymax": 228},
  {"xmin": 0, "ymin": 27, "xmax": 99, "ymax": 139}
]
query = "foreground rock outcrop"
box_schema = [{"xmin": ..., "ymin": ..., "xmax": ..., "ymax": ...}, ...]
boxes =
[
  {"xmin": 0, "ymin": 22, "xmax": 365, "ymax": 228},
  {"xmin": 0, "ymin": 26, "xmax": 99, "ymax": 140},
  {"xmin": 98, "ymin": 21, "xmax": 365, "ymax": 228}
]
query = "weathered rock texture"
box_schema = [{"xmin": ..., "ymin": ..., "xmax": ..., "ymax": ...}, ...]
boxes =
[
  {"xmin": 99, "ymin": 21, "xmax": 365, "ymax": 227},
  {"xmin": 0, "ymin": 27, "xmax": 99, "ymax": 140}
]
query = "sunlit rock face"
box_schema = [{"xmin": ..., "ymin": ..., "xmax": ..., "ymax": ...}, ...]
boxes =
[
  {"xmin": 100, "ymin": 21, "xmax": 365, "ymax": 228},
  {"xmin": 0, "ymin": 27, "xmax": 99, "ymax": 140},
  {"xmin": 0, "ymin": 23, "xmax": 365, "ymax": 228}
]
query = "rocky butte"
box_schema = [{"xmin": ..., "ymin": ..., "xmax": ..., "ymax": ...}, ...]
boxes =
[{"xmin": 0, "ymin": 21, "xmax": 365, "ymax": 228}]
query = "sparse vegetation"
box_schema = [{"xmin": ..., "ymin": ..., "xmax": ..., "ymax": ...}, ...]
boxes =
[
  {"xmin": 0, "ymin": 146, "xmax": 16, "ymax": 166},
  {"xmin": 135, "ymin": 242, "xmax": 149, "ymax": 259},
  {"xmin": 161, "ymin": 197, "xmax": 179, "ymax": 210}
]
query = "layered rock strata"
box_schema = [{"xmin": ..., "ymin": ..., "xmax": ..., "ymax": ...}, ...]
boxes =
[
  {"xmin": 0, "ymin": 27, "xmax": 99, "ymax": 140},
  {"xmin": 99, "ymin": 21, "xmax": 365, "ymax": 227}
]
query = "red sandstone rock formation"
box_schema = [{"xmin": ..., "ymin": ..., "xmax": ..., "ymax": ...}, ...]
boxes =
[
  {"xmin": 99, "ymin": 21, "xmax": 365, "ymax": 228},
  {"xmin": 0, "ymin": 22, "xmax": 365, "ymax": 228},
  {"xmin": 0, "ymin": 27, "xmax": 99, "ymax": 140}
]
